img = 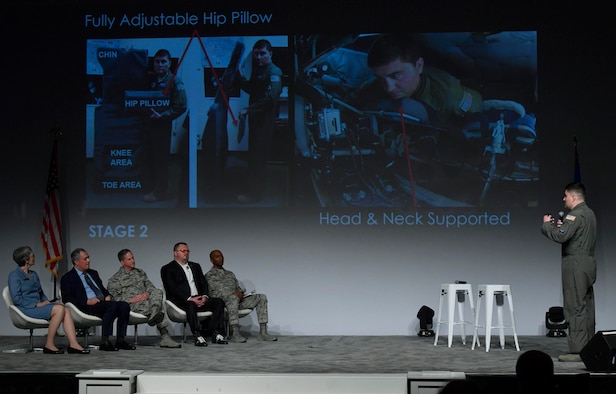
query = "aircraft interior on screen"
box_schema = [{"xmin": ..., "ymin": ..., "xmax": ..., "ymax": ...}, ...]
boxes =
[{"xmin": 85, "ymin": 32, "xmax": 537, "ymax": 209}]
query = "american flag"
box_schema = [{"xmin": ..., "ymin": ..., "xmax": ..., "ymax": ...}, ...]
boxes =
[{"xmin": 40, "ymin": 139, "xmax": 63, "ymax": 277}]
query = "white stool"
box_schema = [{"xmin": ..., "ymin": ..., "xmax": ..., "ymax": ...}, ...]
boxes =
[
  {"xmin": 434, "ymin": 283, "xmax": 475, "ymax": 347},
  {"xmin": 472, "ymin": 284, "xmax": 520, "ymax": 352}
]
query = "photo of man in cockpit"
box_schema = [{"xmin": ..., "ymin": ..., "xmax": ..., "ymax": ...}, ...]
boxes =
[{"xmin": 293, "ymin": 32, "xmax": 538, "ymax": 208}]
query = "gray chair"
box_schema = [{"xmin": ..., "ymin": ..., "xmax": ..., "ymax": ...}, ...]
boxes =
[
  {"xmin": 57, "ymin": 287, "xmax": 103, "ymax": 348},
  {"xmin": 164, "ymin": 299, "xmax": 212, "ymax": 342},
  {"xmin": 63, "ymin": 302, "xmax": 103, "ymax": 348},
  {"xmin": 225, "ymin": 307, "xmax": 254, "ymax": 337},
  {"xmin": 2, "ymin": 286, "xmax": 50, "ymax": 353},
  {"xmin": 128, "ymin": 311, "xmax": 149, "ymax": 345}
]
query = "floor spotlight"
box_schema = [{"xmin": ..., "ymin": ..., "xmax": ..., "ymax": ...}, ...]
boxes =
[
  {"xmin": 417, "ymin": 305, "xmax": 435, "ymax": 337},
  {"xmin": 545, "ymin": 306, "xmax": 568, "ymax": 337}
]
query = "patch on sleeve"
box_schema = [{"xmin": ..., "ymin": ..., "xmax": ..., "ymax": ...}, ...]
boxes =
[
  {"xmin": 176, "ymin": 83, "xmax": 185, "ymax": 91},
  {"xmin": 270, "ymin": 75, "xmax": 281, "ymax": 82},
  {"xmin": 458, "ymin": 91, "xmax": 473, "ymax": 113},
  {"xmin": 565, "ymin": 214, "xmax": 576, "ymax": 221}
]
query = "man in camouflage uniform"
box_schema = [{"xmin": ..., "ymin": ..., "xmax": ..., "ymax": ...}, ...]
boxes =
[
  {"xmin": 107, "ymin": 249, "xmax": 181, "ymax": 348},
  {"xmin": 205, "ymin": 249, "xmax": 277, "ymax": 343},
  {"xmin": 542, "ymin": 182, "xmax": 597, "ymax": 362}
]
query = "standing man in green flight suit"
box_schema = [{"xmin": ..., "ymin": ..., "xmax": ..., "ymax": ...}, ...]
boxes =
[
  {"xmin": 541, "ymin": 182, "xmax": 597, "ymax": 362},
  {"xmin": 236, "ymin": 39, "xmax": 283, "ymax": 204}
]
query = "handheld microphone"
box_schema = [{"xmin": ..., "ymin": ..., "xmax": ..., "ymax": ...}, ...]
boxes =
[{"xmin": 558, "ymin": 210, "xmax": 565, "ymax": 222}]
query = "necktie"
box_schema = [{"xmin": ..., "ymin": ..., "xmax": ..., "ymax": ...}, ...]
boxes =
[{"xmin": 84, "ymin": 272, "xmax": 105, "ymax": 300}]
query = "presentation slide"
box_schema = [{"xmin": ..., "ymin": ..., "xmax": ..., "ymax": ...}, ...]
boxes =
[
  {"xmin": 83, "ymin": 4, "xmax": 537, "ymax": 214},
  {"xmin": 294, "ymin": 32, "xmax": 537, "ymax": 209},
  {"xmin": 86, "ymin": 34, "xmax": 290, "ymax": 208}
]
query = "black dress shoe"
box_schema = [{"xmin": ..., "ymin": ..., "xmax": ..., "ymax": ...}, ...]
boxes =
[
  {"xmin": 99, "ymin": 342, "xmax": 118, "ymax": 351},
  {"xmin": 67, "ymin": 346, "xmax": 90, "ymax": 354},
  {"xmin": 194, "ymin": 335, "xmax": 208, "ymax": 347},
  {"xmin": 115, "ymin": 340, "xmax": 136, "ymax": 350},
  {"xmin": 43, "ymin": 346, "xmax": 65, "ymax": 354},
  {"xmin": 211, "ymin": 334, "xmax": 228, "ymax": 345}
]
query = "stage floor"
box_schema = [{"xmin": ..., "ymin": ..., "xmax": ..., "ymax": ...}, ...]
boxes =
[
  {"xmin": 0, "ymin": 334, "xmax": 597, "ymax": 375},
  {"xmin": 3, "ymin": 334, "xmax": 616, "ymax": 394}
]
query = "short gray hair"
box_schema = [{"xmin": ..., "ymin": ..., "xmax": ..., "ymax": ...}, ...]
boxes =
[{"xmin": 13, "ymin": 246, "xmax": 33, "ymax": 267}]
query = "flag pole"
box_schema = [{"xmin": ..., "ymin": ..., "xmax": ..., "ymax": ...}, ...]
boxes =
[
  {"xmin": 41, "ymin": 128, "xmax": 64, "ymax": 299},
  {"xmin": 52, "ymin": 129, "xmax": 60, "ymax": 298},
  {"xmin": 573, "ymin": 136, "xmax": 581, "ymax": 183}
]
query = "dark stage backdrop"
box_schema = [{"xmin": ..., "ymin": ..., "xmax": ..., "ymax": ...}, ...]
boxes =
[{"xmin": 1, "ymin": 0, "xmax": 613, "ymax": 336}]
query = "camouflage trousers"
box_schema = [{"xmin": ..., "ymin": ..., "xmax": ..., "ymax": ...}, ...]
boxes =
[
  {"xmin": 130, "ymin": 288, "xmax": 168, "ymax": 330},
  {"xmin": 222, "ymin": 293, "xmax": 268, "ymax": 326}
]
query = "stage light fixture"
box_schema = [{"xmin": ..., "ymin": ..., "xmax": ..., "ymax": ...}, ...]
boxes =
[
  {"xmin": 545, "ymin": 306, "xmax": 568, "ymax": 337},
  {"xmin": 417, "ymin": 305, "xmax": 435, "ymax": 337}
]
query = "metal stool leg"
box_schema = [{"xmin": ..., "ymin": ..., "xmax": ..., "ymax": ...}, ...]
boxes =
[
  {"xmin": 484, "ymin": 289, "xmax": 494, "ymax": 352},
  {"xmin": 507, "ymin": 288, "xmax": 520, "ymax": 351},
  {"xmin": 434, "ymin": 287, "xmax": 445, "ymax": 346},
  {"xmin": 447, "ymin": 289, "xmax": 456, "ymax": 347},
  {"xmin": 472, "ymin": 290, "xmax": 482, "ymax": 350}
]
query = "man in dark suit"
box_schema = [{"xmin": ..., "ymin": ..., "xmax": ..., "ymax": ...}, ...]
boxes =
[
  {"xmin": 60, "ymin": 248, "xmax": 135, "ymax": 351},
  {"xmin": 161, "ymin": 242, "xmax": 228, "ymax": 346}
]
